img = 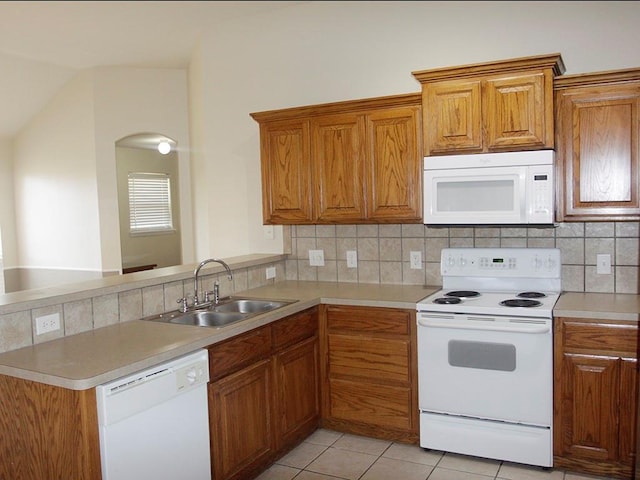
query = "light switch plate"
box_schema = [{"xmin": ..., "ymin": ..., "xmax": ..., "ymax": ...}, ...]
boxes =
[
  {"xmin": 309, "ymin": 249, "xmax": 325, "ymax": 266},
  {"xmin": 410, "ymin": 251, "xmax": 422, "ymax": 269},
  {"xmin": 596, "ymin": 254, "xmax": 612, "ymax": 275},
  {"xmin": 346, "ymin": 250, "xmax": 358, "ymax": 268},
  {"xmin": 265, "ymin": 266, "xmax": 276, "ymax": 279}
]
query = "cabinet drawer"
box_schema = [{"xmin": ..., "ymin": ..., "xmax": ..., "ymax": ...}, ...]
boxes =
[
  {"xmin": 208, "ymin": 326, "xmax": 272, "ymax": 380},
  {"xmin": 326, "ymin": 306, "xmax": 410, "ymax": 335},
  {"xmin": 328, "ymin": 378, "xmax": 412, "ymax": 430},
  {"xmin": 328, "ymin": 334, "xmax": 410, "ymax": 383},
  {"xmin": 559, "ymin": 318, "xmax": 638, "ymax": 355},
  {"xmin": 272, "ymin": 307, "xmax": 318, "ymax": 350}
]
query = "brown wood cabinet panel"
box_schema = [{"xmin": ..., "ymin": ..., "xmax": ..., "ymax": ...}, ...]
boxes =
[
  {"xmin": 554, "ymin": 317, "xmax": 638, "ymax": 479},
  {"xmin": 366, "ymin": 106, "xmax": 422, "ymax": 221},
  {"xmin": 555, "ymin": 69, "xmax": 640, "ymax": 221},
  {"xmin": 424, "ymin": 78, "xmax": 483, "ymax": 154},
  {"xmin": 485, "ymin": 71, "xmax": 550, "ymax": 150},
  {"xmin": 619, "ymin": 357, "xmax": 638, "ymax": 465},
  {"xmin": 0, "ymin": 375, "xmax": 101, "ymax": 480},
  {"xmin": 272, "ymin": 306, "xmax": 318, "ymax": 350},
  {"xmin": 413, "ymin": 53, "xmax": 564, "ymax": 156},
  {"xmin": 274, "ymin": 336, "xmax": 320, "ymax": 451},
  {"xmin": 259, "ymin": 118, "xmax": 313, "ymax": 224},
  {"xmin": 558, "ymin": 353, "xmax": 620, "ymax": 461},
  {"xmin": 311, "ymin": 113, "xmax": 366, "ymax": 222},
  {"xmin": 251, "ymin": 93, "xmax": 422, "ymax": 225},
  {"xmin": 561, "ymin": 319, "xmax": 638, "ymax": 354},
  {"xmin": 321, "ymin": 305, "xmax": 418, "ymax": 443},
  {"xmin": 328, "ymin": 378, "xmax": 412, "ymax": 430},
  {"xmin": 208, "ymin": 325, "xmax": 271, "ymax": 381},
  {"xmin": 328, "ymin": 333, "xmax": 410, "ymax": 383},
  {"xmin": 209, "ymin": 359, "xmax": 274, "ymax": 480},
  {"xmin": 326, "ymin": 304, "xmax": 410, "ymax": 335}
]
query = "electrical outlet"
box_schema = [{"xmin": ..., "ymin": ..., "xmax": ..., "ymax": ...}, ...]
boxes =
[
  {"xmin": 309, "ymin": 249, "xmax": 325, "ymax": 267},
  {"xmin": 596, "ymin": 254, "xmax": 612, "ymax": 275},
  {"xmin": 35, "ymin": 313, "xmax": 61, "ymax": 335},
  {"xmin": 265, "ymin": 266, "xmax": 276, "ymax": 279},
  {"xmin": 264, "ymin": 225, "xmax": 274, "ymax": 239},
  {"xmin": 346, "ymin": 250, "xmax": 358, "ymax": 268},
  {"xmin": 410, "ymin": 251, "xmax": 422, "ymax": 269}
]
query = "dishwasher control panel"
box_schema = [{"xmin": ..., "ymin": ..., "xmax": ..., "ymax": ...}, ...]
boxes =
[{"xmin": 175, "ymin": 359, "xmax": 209, "ymax": 390}]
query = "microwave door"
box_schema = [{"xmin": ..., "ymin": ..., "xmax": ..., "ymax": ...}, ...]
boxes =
[{"xmin": 424, "ymin": 167, "xmax": 526, "ymax": 224}]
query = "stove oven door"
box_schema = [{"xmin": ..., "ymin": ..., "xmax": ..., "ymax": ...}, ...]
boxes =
[{"xmin": 417, "ymin": 311, "xmax": 552, "ymax": 426}]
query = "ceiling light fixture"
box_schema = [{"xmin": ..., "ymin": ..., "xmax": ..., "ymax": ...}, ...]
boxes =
[{"xmin": 157, "ymin": 141, "xmax": 171, "ymax": 155}]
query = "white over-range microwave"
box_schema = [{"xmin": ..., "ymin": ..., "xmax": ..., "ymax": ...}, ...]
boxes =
[{"xmin": 423, "ymin": 150, "xmax": 555, "ymax": 225}]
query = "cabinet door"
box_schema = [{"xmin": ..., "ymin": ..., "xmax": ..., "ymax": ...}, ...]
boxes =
[
  {"xmin": 311, "ymin": 113, "xmax": 366, "ymax": 222},
  {"xmin": 366, "ymin": 106, "xmax": 422, "ymax": 222},
  {"xmin": 259, "ymin": 118, "xmax": 313, "ymax": 224},
  {"xmin": 484, "ymin": 71, "xmax": 551, "ymax": 150},
  {"xmin": 423, "ymin": 78, "xmax": 483, "ymax": 155},
  {"xmin": 556, "ymin": 83, "xmax": 640, "ymax": 221},
  {"xmin": 209, "ymin": 359, "xmax": 274, "ymax": 480},
  {"xmin": 274, "ymin": 336, "xmax": 319, "ymax": 451},
  {"xmin": 557, "ymin": 353, "xmax": 620, "ymax": 461}
]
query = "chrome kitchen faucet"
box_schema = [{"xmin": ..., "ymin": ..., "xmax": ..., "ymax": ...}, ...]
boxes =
[{"xmin": 178, "ymin": 258, "xmax": 233, "ymax": 312}]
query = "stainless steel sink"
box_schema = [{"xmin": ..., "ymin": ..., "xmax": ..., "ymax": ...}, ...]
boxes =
[
  {"xmin": 142, "ymin": 297, "xmax": 296, "ymax": 328},
  {"xmin": 213, "ymin": 298, "xmax": 292, "ymax": 314},
  {"xmin": 168, "ymin": 310, "xmax": 248, "ymax": 327}
]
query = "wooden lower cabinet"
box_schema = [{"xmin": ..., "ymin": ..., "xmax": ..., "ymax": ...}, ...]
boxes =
[
  {"xmin": 554, "ymin": 317, "xmax": 638, "ymax": 479},
  {"xmin": 209, "ymin": 359, "xmax": 274, "ymax": 480},
  {"xmin": 207, "ymin": 307, "xmax": 320, "ymax": 480},
  {"xmin": 274, "ymin": 335, "xmax": 320, "ymax": 451},
  {"xmin": 0, "ymin": 375, "xmax": 102, "ymax": 480},
  {"xmin": 320, "ymin": 304, "xmax": 418, "ymax": 443}
]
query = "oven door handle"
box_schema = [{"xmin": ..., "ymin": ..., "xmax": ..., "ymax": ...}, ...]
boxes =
[{"xmin": 417, "ymin": 316, "xmax": 550, "ymax": 334}]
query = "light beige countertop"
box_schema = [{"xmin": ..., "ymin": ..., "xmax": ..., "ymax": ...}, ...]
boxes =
[
  {"xmin": 553, "ymin": 292, "xmax": 640, "ymax": 322},
  {"xmin": 0, "ymin": 281, "xmax": 435, "ymax": 390}
]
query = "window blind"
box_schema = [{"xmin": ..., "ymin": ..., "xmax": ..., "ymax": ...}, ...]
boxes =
[{"xmin": 128, "ymin": 173, "xmax": 174, "ymax": 234}]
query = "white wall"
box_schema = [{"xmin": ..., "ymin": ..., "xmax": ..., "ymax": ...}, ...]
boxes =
[
  {"xmin": 190, "ymin": 0, "xmax": 640, "ymax": 258},
  {"xmin": 0, "ymin": 136, "xmax": 16, "ymax": 270},
  {"xmin": 12, "ymin": 72, "xmax": 100, "ymax": 272},
  {"xmin": 92, "ymin": 66, "xmax": 193, "ymax": 272},
  {"xmin": 9, "ymin": 66, "xmax": 193, "ymax": 284}
]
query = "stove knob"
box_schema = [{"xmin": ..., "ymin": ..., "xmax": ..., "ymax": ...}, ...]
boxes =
[
  {"xmin": 545, "ymin": 257, "xmax": 556, "ymax": 269},
  {"xmin": 459, "ymin": 257, "xmax": 467, "ymax": 267}
]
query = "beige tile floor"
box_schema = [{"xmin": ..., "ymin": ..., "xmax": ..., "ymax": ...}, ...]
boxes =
[{"xmin": 257, "ymin": 429, "xmax": 620, "ymax": 480}]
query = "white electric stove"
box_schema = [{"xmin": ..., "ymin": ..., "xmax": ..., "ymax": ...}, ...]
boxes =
[{"xmin": 415, "ymin": 247, "xmax": 562, "ymax": 467}]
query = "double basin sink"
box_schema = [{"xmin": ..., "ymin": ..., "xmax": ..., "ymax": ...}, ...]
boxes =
[{"xmin": 143, "ymin": 297, "xmax": 296, "ymax": 328}]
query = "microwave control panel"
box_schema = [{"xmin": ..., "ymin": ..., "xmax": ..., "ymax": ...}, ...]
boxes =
[{"xmin": 527, "ymin": 164, "xmax": 554, "ymax": 223}]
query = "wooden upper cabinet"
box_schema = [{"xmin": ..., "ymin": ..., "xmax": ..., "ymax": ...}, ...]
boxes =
[
  {"xmin": 366, "ymin": 106, "xmax": 422, "ymax": 221},
  {"xmin": 423, "ymin": 78, "xmax": 482, "ymax": 154},
  {"xmin": 251, "ymin": 93, "xmax": 422, "ymax": 224},
  {"xmin": 257, "ymin": 118, "xmax": 313, "ymax": 224},
  {"xmin": 312, "ymin": 113, "xmax": 366, "ymax": 222},
  {"xmin": 555, "ymin": 68, "xmax": 640, "ymax": 221},
  {"xmin": 413, "ymin": 53, "xmax": 565, "ymax": 156}
]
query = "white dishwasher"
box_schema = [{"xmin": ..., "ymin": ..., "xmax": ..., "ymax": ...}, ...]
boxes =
[{"xmin": 96, "ymin": 349, "xmax": 211, "ymax": 480}]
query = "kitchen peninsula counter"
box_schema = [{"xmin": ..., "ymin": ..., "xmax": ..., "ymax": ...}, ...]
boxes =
[
  {"xmin": 553, "ymin": 292, "xmax": 640, "ymax": 322},
  {"xmin": 0, "ymin": 281, "xmax": 435, "ymax": 390}
]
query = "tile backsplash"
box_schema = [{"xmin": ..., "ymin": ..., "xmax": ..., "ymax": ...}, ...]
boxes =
[
  {"xmin": 283, "ymin": 222, "xmax": 640, "ymax": 294},
  {"xmin": 0, "ymin": 257, "xmax": 285, "ymax": 354}
]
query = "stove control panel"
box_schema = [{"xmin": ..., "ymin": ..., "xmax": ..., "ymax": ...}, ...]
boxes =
[{"xmin": 441, "ymin": 248, "xmax": 561, "ymax": 278}]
